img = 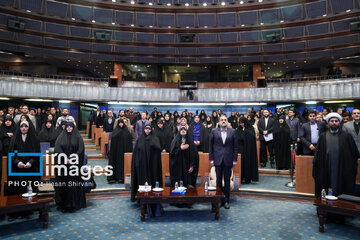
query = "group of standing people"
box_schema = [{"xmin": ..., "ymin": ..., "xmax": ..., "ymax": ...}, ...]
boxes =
[{"xmin": 0, "ymin": 104, "xmax": 86, "ymax": 216}]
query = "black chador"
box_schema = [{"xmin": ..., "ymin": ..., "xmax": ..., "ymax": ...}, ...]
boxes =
[
  {"xmin": 131, "ymin": 124, "xmax": 162, "ymax": 201},
  {"xmin": 0, "ymin": 116, "xmax": 17, "ymax": 156},
  {"xmin": 7, "ymin": 120, "xmax": 40, "ymax": 195},
  {"xmin": 169, "ymin": 127, "xmax": 199, "ymax": 188},
  {"xmin": 237, "ymin": 117, "xmax": 258, "ymax": 183},
  {"xmin": 107, "ymin": 119, "xmax": 133, "ymax": 183},
  {"xmin": 54, "ymin": 122, "xmax": 86, "ymax": 212},
  {"xmin": 154, "ymin": 120, "xmax": 173, "ymax": 152},
  {"xmin": 273, "ymin": 116, "xmax": 291, "ymax": 170},
  {"xmin": 38, "ymin": 120, "xmax": 57, "ymax": 147}
]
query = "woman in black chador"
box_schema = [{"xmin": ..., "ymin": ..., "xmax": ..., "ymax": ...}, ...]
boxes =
[
  {"xmin": 273, "ymin": 116, "xmax": 291, "ymax": 170},
  {"xmin": 107, "ymin": 119, "xmax": 133, "ymax": 184},
  {"xmin": 54, "ymin": 122, "xmax": 86, "ymax": 212},
  {"xmin": 38, "ymin": 119, "xmax": 57, "ymax": 147},
  {"xmin": 237, "ymin": 117, "xmax": 258, "ymax": 183},
  {"xmin": 0, "ymin": 116, "xmax": 17, "ymax": 156},
  {"xmin": 169, "ymin": 126, "xmax": 199, "ymax": 188},
  {"xmin": 8, "ymin": 120, "xmax": 40, "ymax": 195},
  {"xmin": 131, "ymin": 124, "xmax": 162, "ymax": 202}
]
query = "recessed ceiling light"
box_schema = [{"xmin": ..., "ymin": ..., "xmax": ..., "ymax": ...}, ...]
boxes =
[
  {"xmin": 26, "ymin": 10, "xmax": 31, "ymax": 13},
  {"xmin": 260, "ymin": 22, "xmax": 264, "ymax": 25},
  {"xmin": 323, "ymin": 14, "xmax": 327, "ymax": 17},
  {"xmin": 203, "ymin": 2, "xmax": 207, "ymax": 6},
  {"xmin": 167, "ymin": 3, "xmax": 171, "ymax": 6},
  {"xmin": 280, "ymin": 20, "xmax": 284, "ymax": 23},
  {"xmin": 185, "ymin": 3, "xmax": 189, "ymax": 6},
  {"xmin": 221, "ymin": 2, "xmax": 225, "ymax": 5},
  {"xmin": 240, "ymin": 1, "xmax": 244, "ymax": 4},
  {"xmin": 346, "ymin": 9, "xmax": 351, "ymax": 12},
  {"xmin": 186, "ymin": 26, "xmax": 189, "ymax": 28},
  {"xmin": 131, "ymin": 24, "xmax": 134, "ymax": 27},
  {"xmin": 72, "ymin": 18, "xmax": 75, "ymax": 20},
  {"xmin": 241, "ymin": 24, "xmax": 245, "ymax": 27},
  {"xmin": 148, "ymin": 2, "xmax": 153, "ymax": 5},
  {"xmin": 112, "ymin": 0, "xmax": 116, "ymax": 2},
  {"xmin": 258, "ymin": 0, "xmax": 263, "ymax": 2},
  {"xmin": 204, "ymin": 26, "xmax": 208, "ymax": 28},
  {"xmin": 92, "ymin": 20, "xmax": 96, "ymax": 23},
  {"xmin": 168, "ymin": 26, "xmax": 171, "ymax": 28},
  {"xmin": 130, "ymin": 0, "xmax": 135, "ymax": 4},
  {"xmin": 149, "ymin": 25, "xmax": 153, "ymax": 28},
  {"xmin": 112, "ymin": 22, "xmax": 115, "ymax": 25}
]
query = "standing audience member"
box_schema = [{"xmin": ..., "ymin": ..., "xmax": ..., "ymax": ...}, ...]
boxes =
[
  {"xmin": 300, "ymin": 111, "xmax": 326, "ymax": 155},
  {"xmin": 342, "ymin": 108, "xmax": 360, "ymax": 153},
  {"xmin": 273, "ymin": 116, "xmax": 291, "ymax": 170},
  {"xmin": 103, "ymin": 110, "xmax": 115, "ymax": 133},
  {"xmin": 258, "ymin": 109, "xmax": 275, "ymax": 168},
  {"xmin": 55, "ymin": 108, "xmax": 76, "ymax": 128},
  {"xmin": 135, "ymin": 112, "xmax": 151, "ymax": 139},
  {"xmin": 13, "ymin": 105, "xmax": 37, "ymax": 131}
]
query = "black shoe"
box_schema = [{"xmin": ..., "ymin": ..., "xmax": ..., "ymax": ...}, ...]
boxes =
[
  {"xmin": 271, "ymin": 162, "xmax": 275, "ymax": 168},
  {"xmin": 108, "ymin": 180, "xmax": 116, "ymax": 184},
  {"xmin": 224, "ymin": 202, "xmax": 230, "ymax": 209}
]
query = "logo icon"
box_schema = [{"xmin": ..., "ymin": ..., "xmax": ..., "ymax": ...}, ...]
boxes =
[{"xmin": 8, "ymin": 150, "xmax": 43, "ymax": 176}]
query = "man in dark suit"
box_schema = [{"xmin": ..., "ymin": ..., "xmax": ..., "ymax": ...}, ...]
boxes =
[
  {"xmin": 103, "ymin": 110, "xmax": 116, "ymax": 132},
  {"xmin": 135, "ymin": 112, "xmax": 150, "ymax": 139},
  {"xmin": 300, "ymin": 110, "xmax": 326, "ymax": 155},
  {"xmin": 285, "ymin": 109, "xmax": 301, "ymax": 144},
  {"xmin": 257, "ymin": 109, "xmax": 275, "ymax": 168},
  {"xmin": 91, "ymin": 106, "xmax": 101, "ymax": 125},
  {"xmin": 209, "ymin": 115, "xmax": 238, "ymax": 209},
  {"xmin": 126, "ymin": 107, "xmax": 138, "ymax": 127}
]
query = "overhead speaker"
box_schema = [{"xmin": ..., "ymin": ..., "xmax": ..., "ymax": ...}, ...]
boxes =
[
  {"xmin": 7, "ymin": 18, "xmax": 25, "ymax": 31},
  {"xmin": 265, "ymin": 31, "xmax": 280, "ymax": 43},
  {"xmin": 179, "ymin": 34, "xmax": 195, "ymax": 43},
  {"xmin": 350, "ymin": 21, "xmax": 360, "ymax": 32},
  {"xmin": 94, "ymin": 30, "xmax": 111, "ymax": 42}
]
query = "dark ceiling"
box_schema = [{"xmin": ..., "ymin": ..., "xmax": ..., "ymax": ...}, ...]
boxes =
[{"xmin": 0, "ymin": 0, "xmax": 359, "ymax": 78}]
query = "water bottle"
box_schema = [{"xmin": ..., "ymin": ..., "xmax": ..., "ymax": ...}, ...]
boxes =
[
  {"xmin": 175, "ymin": 182, "xmax": 178, "ymax": 189},
  {"xmin": 179, "ymin": 180, "xmax": 183, "ymax": 188},
  {"xmin": 321, "ymin": 189, "xmax": 326, "ymax": 200},
  {"xmin": 155, "ymin": 181, "xmax": 159, "ymax": 189},
  {"xmin": 205, "ymin": 181, "xmax": 208, "ymax": 191},
  {"xmin": 145, "ymin": 181, "xmax": 148, "ymax": 186},
  {"xmin": 27, "ymin": 186, "xmax": 33, "ymax": 196},
  {"xmin": 328, "ymin": 188, "xmax": 333, "ymax": 196}
]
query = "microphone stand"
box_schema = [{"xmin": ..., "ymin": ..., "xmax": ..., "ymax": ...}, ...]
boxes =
[{"xmin": 285, "ymin": 143, "xmax": 296, "ymax": 188}]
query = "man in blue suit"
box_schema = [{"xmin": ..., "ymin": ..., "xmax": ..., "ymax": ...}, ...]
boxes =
[
  {"xmin": 300, "ymin": 110, "xmax": 326, "ymax": 155},
  {"xmin": 209, "ymin": 115, "xmax": 238, "ymax": 209}
]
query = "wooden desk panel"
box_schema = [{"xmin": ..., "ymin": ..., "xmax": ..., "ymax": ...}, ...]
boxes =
[
  {"xmin": 100, "ymin": 132, "xmax": 110, "ymax": 155},
  {"xmin": 295, "ymin": 155, "xmax": 315, "ymax": 194},
  {"xmin": 94, "ymin": 127, "xmax": 103, "ymax": 146},
  {"xmin": 91, "ymin": 125, "xmax": 96, "ymax": 140}
]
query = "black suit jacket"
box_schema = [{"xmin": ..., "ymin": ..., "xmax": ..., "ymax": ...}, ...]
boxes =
[
  {"xmin": 300, "ymin": 121, "xmax": 326, "ymax": 154},
  {"xmin": 257, "ymin": 117, "xmax": 275, "ymax": 141},
  {"xmin": 103, "ymin": 116, "xmax": 116, "ymax": 132},
  {"xmin": 209, "ymin": 128, "xmax": 238, "ymax": 167}
]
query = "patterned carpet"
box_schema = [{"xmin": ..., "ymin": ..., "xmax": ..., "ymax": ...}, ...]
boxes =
[{"xmin": 1, "ymin": 195, "xmax": 359, "ymax": 240}]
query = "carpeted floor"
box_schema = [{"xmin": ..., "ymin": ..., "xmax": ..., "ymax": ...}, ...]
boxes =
[{"xmin": 0, "ymin": 195, "xmax": 359, "ymax": 240}]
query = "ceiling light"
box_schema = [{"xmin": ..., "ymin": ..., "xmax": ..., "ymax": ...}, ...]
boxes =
[
  {"xmin": 305, "ymin": 101, "xmax": 317, "ymax": 105},
  {"xmin": 346, "ymin": 9, "xmax": 351, "ymax": 12},
  {"xmin": 72, "ymin": 18, "xmax": 75, "ymax": 20},
  {"xmin": 112, "ymin": 0, "xmax": 116, "ymax": 2},
  {"xmin": 185, "ymin": 3, "xmax": 189, "ymax": 6},
  {"xmin": 26, "ymin": 10, "xmax": 31, "ymax": 13},
  {"xmin": 204, "ymin": 26, "xmax": 208, "ymax": 28},
  {"xmin": 0, "ymin": 97, "xmax": 10, "ymax": 100},
  {"xmin": 112, "ymin": 22, "xmax": 115, "ymax": 25},
  {"xmin": 322, "ymin": 14, "xmax": 327, "ymax": 17},
  {"xmin": 131, "ymin": 24, "xmax": 134, "ymax": 27},
  {"xmin": 240, "ymin": 1, "xmax": 244, "ymax": 4},
  {"xmin": 186, "ymin": 26, "xmax": 189, "ymax": 28},
  {"xmin": 168, "ymin": 26, "xmax": 171, "ymax": 28},
  {"xmin": 108, "ymin": 101, "xmax": 145, "ymax": 105},
  {"xmin": 130, "ymin": 0, "xmax": 135, "ymax": 4},
  {"xmin": 92, "ymin": 20, "xmax": 96, "ymax": 23},
  {"xmin": 203, "ymin": 3, "xmax": 207, "ymax": 6},
  {"xmin": 258, "ymin": 0, "xmax": 263, "ymax": 2},
  {"xmin": 227, "ymin": 102, "xmax": 267, "ymax": 106},
  {"xmin": 25, "ymin": 99, "xmax": 52, "ymax": 102},
  {"xmin": 280, "ymin": 20, "xmax": 284, "ymax": 23},
  {"xmin": 59, "ymin": 100, "xmax": 72, "ymax": 103},
  {"xmin": 241, "ymin": 24, "xmax": 245, "ymax": 27},
  {"xmin": 149, "ymin": 25, "xmax": 153, "ymax": 28},
  {"xmin": 148, "ymin": 2, "xmax": 153, "ymax": 5},
  {"xmin": 167, "ymin": 3, "xmax": 171, "ymax": 6},
  {"xmin": 187, "ymin": 63, "xmax": 190, "ymax": 67},
  {"xmin": 324, "ymin": 100, "xmax": 354, "ymax": 104},
  {"xmin": 221, "ymin": 2, "xmax": 225, "ymax": 5},
  {"xmin": 260, "ymin": 22, "xmax": 264, "ymax": 25}
]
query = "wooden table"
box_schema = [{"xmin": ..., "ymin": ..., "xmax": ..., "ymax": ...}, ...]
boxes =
[
  {"xmin": 136, "ymin": 187, "xmax": 225, "ymax": 221},
  {"xmin": 314, "ymin": 197, "xmax": 360, "ymax": 233},
  {"xmin": 0, "ymin": 195, "xmax": 53, "ymax": 228}
]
